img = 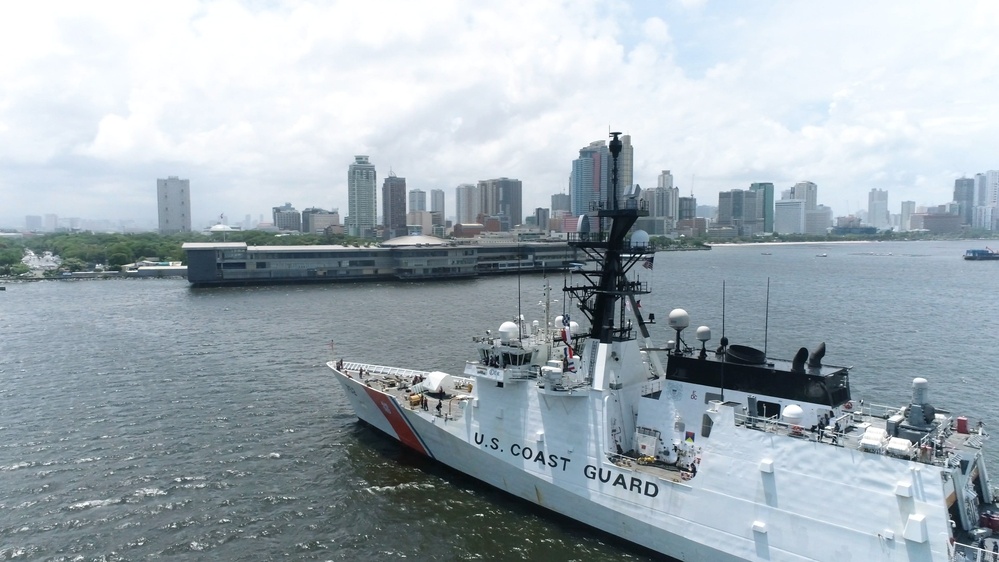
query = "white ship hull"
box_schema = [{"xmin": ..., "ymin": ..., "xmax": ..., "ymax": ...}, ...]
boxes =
[{"xmin": 331, "ymin": 361, "xmax": 967, "ymax": 561}]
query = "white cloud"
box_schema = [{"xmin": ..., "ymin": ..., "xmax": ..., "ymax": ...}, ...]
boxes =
[{"xmin": 1, "ymin": 0, "xmax": 998, "ymax": 229}]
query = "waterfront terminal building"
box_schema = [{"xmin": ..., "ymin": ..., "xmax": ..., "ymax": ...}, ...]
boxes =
[{"xmin": 182, "ymin": 234, "xmax": 579, "ymax": 286}]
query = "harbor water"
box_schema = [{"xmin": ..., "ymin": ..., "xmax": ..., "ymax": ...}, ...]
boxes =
[{"xmin": 1, "ymin": 239, "xmax": 998, "ymax": 561}]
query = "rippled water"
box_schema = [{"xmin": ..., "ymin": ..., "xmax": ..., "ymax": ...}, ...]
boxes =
[{"xmin": 1, "ymin": 240, "xmax": 996, "ymax": 561}]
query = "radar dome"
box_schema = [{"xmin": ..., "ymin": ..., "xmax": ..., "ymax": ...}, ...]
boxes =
[
  {"xmin": 695, "ymin": 326, "xmax": 711, "ymax": 342},
  {"xmin": 782, "ymin": 404, "xmax": 804, "ymax": 426},
  {"xmin": 631, "ymin": 230, "xmax": 650, "ymax": 249},
  {"xmin": 668, "ymin": 309, "xmax": 690, "ymax": 331},
  {"xmin": 498, "ymin": 321, "xmax": 519, "ymax": 342}
]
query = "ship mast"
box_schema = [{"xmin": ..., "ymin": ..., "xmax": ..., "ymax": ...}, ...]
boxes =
[{"xmin": 565, "ymin": 132, "xmax": 651, "ymax": 344}]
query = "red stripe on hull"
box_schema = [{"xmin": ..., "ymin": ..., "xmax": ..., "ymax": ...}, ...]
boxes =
[{"xmin": 361, "ymin": 386, "xmax": 429, "ymax": 456}]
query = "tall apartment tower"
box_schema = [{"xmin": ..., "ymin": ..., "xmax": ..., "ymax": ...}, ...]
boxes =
[
  {"xmin": 954, "ymin": 177, "xmax": 976, "ymax": 226},
  {"xmin": 382, "ymin": 172, "xmax": 407, "ymax": 239},
  {"xmin": 647, "ymin": 170, "xmax": 679, "ymax": 219},
  {"xmin": 157, "ymin": 176, "xmax": 191, "ymax": 234},
  {"xmin": 430, "ymin": 189, "xmax": 445, "ymax": 218},
  {"xmin": 409, "ymin": 189, "xmax": 427, "ymax": 212},
  {"xmin": 900, "ymin": 200, "xmax": 916, "ymax": 231},
  {"xmin": 717, "ymin": 189, "xmax": 759, "ymax": 236},
  {"xmin": 478, "ymin": 177, "xmax": 523, "ymax": 229},
  {"xmin": 975, "ymin": 173, "xmax": 989, "ymax": 207},
  {"xmin": 570, "ymin": 140, "xmax": 609, "ymax": 217},
  {"xmin": 551, "ymin": 193, "xmax": 571, "ymax": 213},
  {"xmin": 868, "ymin": 188, "xmax": 889, "ymax": 230},
  {"xmin": 790, "ymin": 181, "xmax": 818, "ymax": 211},
  {"xmin": 348, "ymin": 156, "xmax": 377, "ymax": 238},
  {"xmin": 455, "ymin": 183, "xmax": 479, "ymax": 224},
  {"xmin": 749, "ymin": 182, "xmax": 775, "ymax": 233},
  {"xmin": 619, "ymin": 134, "xmax": 634, "ymax": 194}
]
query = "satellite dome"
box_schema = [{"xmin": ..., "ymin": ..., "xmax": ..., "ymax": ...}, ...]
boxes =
[
  {"xmin": 631, "ymin": 230, "xmax": 650, "ymax": 249},
  {"xmin": 782, "ymin": 404, "xmax": 804, "ymax": 426},
  {"xmin": 498, "ymin": 321, "xmax": 519, "ymax": 342},
  {"xmin": 668, "ymin": 309, "xmax": 690, "ymax": 331},
  {"xmin": 695, "ymin": 326, "xmax": 711, "ymax": 342}
]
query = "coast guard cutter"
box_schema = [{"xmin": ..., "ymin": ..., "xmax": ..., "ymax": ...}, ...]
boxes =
[{"xmin": 328, "ymin": 132, "xmax": 996, "ymax": 561}]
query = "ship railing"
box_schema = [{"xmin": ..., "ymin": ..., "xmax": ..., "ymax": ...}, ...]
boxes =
[
  {"xmin": 339, "ymin": 361, "xmax": 474, "ymax": 389},
  {"xmin": 855, "ymin": 402, "xmax": 901, "ymax": 419},
  {"xmin": 339, "ymin": 361, "xmax": 430, "ymax": 379}
]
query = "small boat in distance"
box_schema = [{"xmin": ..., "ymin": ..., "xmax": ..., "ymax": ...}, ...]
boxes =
[
  {"xmin": 816, "ymin": 252, "xmax": 828, "ymax": 257},
  {"xmin": 964, "ymin": 248, "xmax": 999, "ymax": 260}
]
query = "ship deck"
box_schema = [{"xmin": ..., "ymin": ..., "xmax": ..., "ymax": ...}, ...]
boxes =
[{"xmin": 335, "ymin": 361, "xmax": 475, "ymax": 423}]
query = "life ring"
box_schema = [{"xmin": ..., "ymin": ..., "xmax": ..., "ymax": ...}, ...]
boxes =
[{"xmin": 843, "ymin": 401, "xmax": 853, "ymax": 410}]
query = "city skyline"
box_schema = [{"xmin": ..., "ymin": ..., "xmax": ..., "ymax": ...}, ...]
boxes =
[{"xmin": 3, "ymin": 2, "xmax": 999, "ymax": 229}]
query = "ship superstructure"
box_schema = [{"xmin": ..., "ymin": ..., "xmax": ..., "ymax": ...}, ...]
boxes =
[{"xmin": 328, "ymin": 133, "xmax": 996, "ymax": 561}]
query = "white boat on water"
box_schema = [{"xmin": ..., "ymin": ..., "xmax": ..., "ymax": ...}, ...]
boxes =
[{"xmin": 328, "ymin": 133, "xmax": 996, "ymax": 561}]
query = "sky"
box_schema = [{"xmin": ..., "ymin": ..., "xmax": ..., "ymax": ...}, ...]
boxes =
[{"xmin": 2, "ymin": 0, "xmax": 998, "ymax": 230}]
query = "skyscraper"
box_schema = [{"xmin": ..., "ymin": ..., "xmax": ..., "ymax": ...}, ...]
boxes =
[
  {"xmin": 550, "ymin": 193, "xmax": 570, "ymax": 213},
  {"xmin": 430, "ymin": 189, "xmax": 445, "ymax": 218},
  {"xmin": 900, "ymin": 200, "xmax": 915, "ymax": 231},
  {"xmin": 409, "ymin": 189, "xmax": 427, "ymax": 212},
  {"xmin": 954, "ymin": 177, "xmax": 975, "ymax": 226},
  {"xmin": 717, "ymin": 189, "xmax": 759, "ymax": 236},
  {"xmin": 868, "ymin": 188, "xmax": 889, "ymax": 230},
  {"xmin": 348, "ymin": 156, "xmax": 377, "ymax": 238},
  {"xmin": 749, "ymin": 182, "xmax": 775, "ymax": 233},
  {"xmin": 790, "ymin": 181, "xmax": 817, "ymax": 211},
  {"xmin": 645, "ymin": 170, "xmax": 679, "ymax": 220},
  {"xmin": 157, "ymin": 176, "xmax": 191, "ymax": 234},
  {"xmin": 382, "ymin": 172, "xmax": 406, "ymax": 239},
  {"xmin": 455, "ymin": 183, "xmax": 479, "ymax": 224},
  {"xmin": 570, "ymin": 140, "xmax": 608, "ymax": 217},
  {"xmin": 478, "ymin": 178, "xmax": 522, "ymax": 229},
  {"xmin": 619, "ymin": 134, "xmax": 633, "ymax": 194}
]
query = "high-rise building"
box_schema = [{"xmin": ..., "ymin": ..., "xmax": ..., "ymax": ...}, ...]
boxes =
[
  {"xmin": 749, "ymin": 182, "xmax": 775, "ymax": 233},
  {"xmin": 678, "ymin": 196, "xmax": 697, "ymax": 221},
  {"xmin": 900, "ymin": 201, "xmax": 915, "ymax": 231},
  {"xmin": 619, "ymin": 134, "xmax": 633, "ymax": 194},
  {"xmin": 409, "ymin": 189, "xmax": 427, "ymax": 212},
  {"xmin": 477, "ymin": 177, "xmax": 522, "ymax": 229},
  {"xmin": 868, "ymin": 188, "xmax": 889, "ymax": 230},
  {"xmin": 455, "ymin": 184, "xmax": 479, "ymax": 224},
  {"xmin": 347, "ymin": 155, "xmax": 377, "ymax": 238},
  {"xmin": 382, "ymin": 173, "xmax": 407, "ymax": 239},
  {"xmin": 975, "ymin": 173, "xmax": 988, "ymax": 207},
  {"xmin": 986, "ymin": 171, "xmax": 999, "ymax": 208},
  {"xmin": 430, "ymin": 189, "xmax": 445, "ymax": 218},
  {"xmin": 954, "ymin": 177, "xmax": 976, "ymax": 226},
  {"xmin": 272, "ymin": 202, "xmax": 301, "ymax": 231},
  {"xmin": 25, "ymin": 215, "xmax": 42, "ymax": 231},
  {"xmin": 643, "ymin": 170, "xmax": 679, "ymax": 221},
  {"xmin": 717, "ymin": 189, "xmax": 759, "ymax": 236},
  {"xmin": 534, "ymin": 208, "xmax": 550, "ymax": 232},
  {"xmin": 775, "ymin": 199, "xmax": 806, "ymax": 234},
  {"xmin": 790, "ymin": 181, "xmax": 818, "ymax": 211},
  {"xmin": 570, "ymin": 140, "xmax": 609, "ymax": 217},
  {"xmin": 301, "ymin": 208, "xmax": 340, "ymax": 234},
  {"xmin": 805, "ymin": 205, "xmax": 832, "ymax": 235},
  {"xmin": 550, "ymin": 193, "xmax": 570, "ymax": 213},
  {"xmin": 157, "ymin": 176, "xmax": 191, "ymax": 234}
]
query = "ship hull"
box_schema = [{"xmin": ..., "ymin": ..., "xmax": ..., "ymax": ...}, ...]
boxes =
[{"xmin": 334, "ymin": 368, "xmax": 757, "ymax": 562}]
